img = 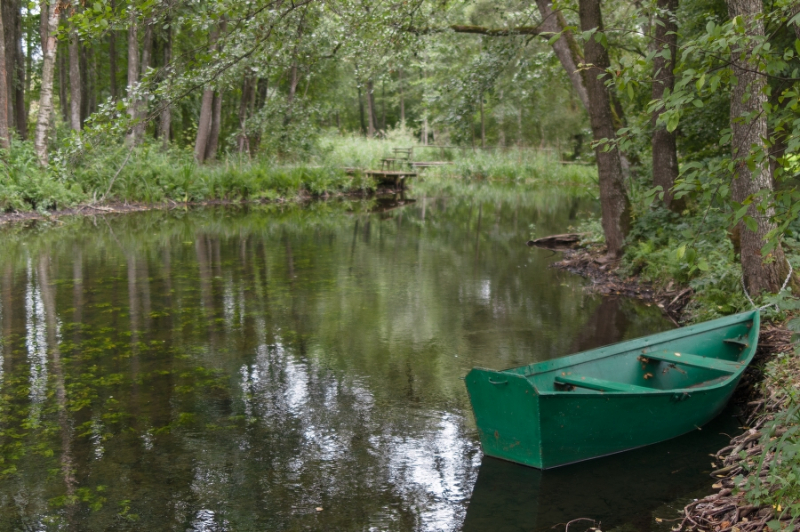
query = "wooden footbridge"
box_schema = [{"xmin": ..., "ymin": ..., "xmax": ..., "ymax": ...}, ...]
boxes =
[{"xmin": 343, "ymin": 147, "xmax": 452, "ymax": 189}]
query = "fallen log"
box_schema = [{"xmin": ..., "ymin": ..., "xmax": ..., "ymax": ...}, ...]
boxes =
[{"xmin": 526, "ymin": 233, "xmax": 587, "ymax": 249}]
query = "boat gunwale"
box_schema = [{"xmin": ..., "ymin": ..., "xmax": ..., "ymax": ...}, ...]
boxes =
[{"xmin": 470, "ymin": 311, "xmax": 760, "ymax": 397}]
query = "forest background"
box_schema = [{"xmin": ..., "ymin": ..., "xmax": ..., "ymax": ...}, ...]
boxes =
[{"xmin": 0, "ymin": 0, "xmax": 797, "ymax": 317}]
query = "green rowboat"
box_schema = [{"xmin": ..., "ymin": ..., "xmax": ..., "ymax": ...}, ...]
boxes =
[{"xmin": 465, "ymin": 310, "xmax": 759, "ymax": 469}]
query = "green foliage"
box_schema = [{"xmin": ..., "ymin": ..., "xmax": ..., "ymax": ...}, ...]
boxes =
[
  {"xmin": 424, "ymin": 149, "xmax": 598, "ymax": 185},
  {"xmin": 0, "ymin": 141, "xmax": 83, "ymax": 212}
]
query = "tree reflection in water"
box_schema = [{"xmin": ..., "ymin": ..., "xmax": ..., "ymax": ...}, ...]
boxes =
[{"xmin": 0, "ymin": 191, "xmax": 678, "ymax": 530}]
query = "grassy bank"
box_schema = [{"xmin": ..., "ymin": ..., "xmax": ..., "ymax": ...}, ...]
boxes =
[{"xmin": 0, "ymin": 133, "xmax": 595, "ymax": 215}]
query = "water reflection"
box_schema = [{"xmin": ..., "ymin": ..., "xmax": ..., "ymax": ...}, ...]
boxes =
[
  {"xmin": 0, "ymin": 190, "xmax": 680, "ymax": 530},
  {"xmin": 463, "ymin": 408, "xmax": 741, "ymax": 532}
]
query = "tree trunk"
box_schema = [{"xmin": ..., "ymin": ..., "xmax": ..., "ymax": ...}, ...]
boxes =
[
  {"xmin": 578, "ymin": 0, "xmax": 630, "ymax": 259},
  {"xmin": 398, "ymin": 67, "xmax": 405, "ymax": 124},
  {"xmin": 238, "ymin": 75, "xmax": 253, "ymax": 155},
  {"xmin": 86, "ymin": 45, "xmax": 95, "ymax": 116},
  {"xmin": 365, "ymin": 79, "xmax": 375, "ymax": 137},
  {"xmin": 0, "ymin": 4, "xmax": 9, "ymax": 149},
  {"xmin": 283, "ymin": 62, "xmax": 299, "ymax": 127},
  {"xmin": 357, "ymin": 84, "xmax": 366, "ymax": 135},
  {"xmin": 132, "ymin": 20, "xmax": 153, "ymax": 143},
  {"xmin": 195, "ymin": 88, "xmax": 214, "ymax": 162},
  {"xmin": 159, "ymin": 22, "xmax": 172, "ymax": 148},
  {"xmin": 109, "ymin": 0, "xmax": 117, "ymax": 100},
  {"xmin": 534, "ymin": 0, "xmax": 590, "ymax": 111},
  {"xmin": 1, "ymin": 0, "xmax": 14, "ymax": 134},
  {"xmin": 58, "ymin": 37, "xmax": 68, "ymax": 123},
  {"xmin": 205, "ymin": 91, "xmax": 222, "ymax": 161},
  {"xmin": 479, "ymin": 94, "xmax": 485, "ymax": 148},
  {"xmin": 194, "ymin": 26, "xmax": 220, "ymax": 162},
  {"xmin": 367, "ymin": 79, "xmax": 378, "ymax": 135},
  {"xmin": 34, "ymin": 0, "xmax": 60, "ymax": 164},
  {"xmin": 13, "ymin": 0, "xmax": 26, "ymax": 139},
  {"xmin": 125, "ymin": 5, "xmax": 138, "ymax": 145},
  {"xmin": 727, "ymin": 0, "xmax": 797, "ymax": 295},
  {"xmin": 381, "ymin": 80, "xmax": 386, "ymax": 131},
  {"xmin": 651, "ymin": 0, "xmax": 683, "ymax": 211},
  {"xmin": 68, "ymin": 12, "xmax": 81, "ymax": 132}
]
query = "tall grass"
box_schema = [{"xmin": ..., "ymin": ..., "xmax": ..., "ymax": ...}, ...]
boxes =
[{"xmin": 1, "ymin": 131, "xmax": 596, "ymax": 213}]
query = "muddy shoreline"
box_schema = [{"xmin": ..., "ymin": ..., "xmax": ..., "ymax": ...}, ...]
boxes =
[{"xmin": 545, "ymin": 243, "xmax": 797, "ymax": 531}]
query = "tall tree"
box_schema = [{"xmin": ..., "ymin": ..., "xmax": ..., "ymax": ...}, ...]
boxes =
[
  {"xmin": 125, "ymin": 3, "xmax": 139, "ymax": 145},
  {"xmin": 727, "ymin": 0, "xmax": 796, "ymax": 294},
  {"xmin": 194, "ymin": 25, "xmax": 221, "ymax": 162},
  {"xmin": 109, "ymin": 0, "xmax": 117, "ymax": 100},
  {"xmin": 13, "ymin": 0, "xmax": 26, "ymax": 138},
  {"xmin": 34, "ymin": 0, "xmax": 61, "ymax": 164},
  {"xmin": 1, "ymin": 0, "xmax": 14, "ymax": 134},
  {"xmin": 651, "ymin": 0, "xmax": 682, "ymax": 211},
  {"xmin": 578, "ymin": 0, "xmax": 630, "ymax": 259},
  {"xmin": 0, "ymin": 3, "xmax": 9, "ymax": 149},
  {"xmin": 366, "ymin": 78, "xmax": 376, "ymax": 137},
  {"xmin": 159, "ymin": 22, "xmax": 172, "ymax": 148},
  {"xmin": 68, "ymin": 7, "xmax": 81, "ymax": 132},
  {"xmin": 131, "ymin": 19, "xmax": 153, "ymax": 143},
  {"xmin": 534, "ymin": 0, "xmax": 590, "ymax": 111}
]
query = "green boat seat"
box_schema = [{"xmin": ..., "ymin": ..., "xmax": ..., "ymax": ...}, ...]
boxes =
[
  {"xmin": 723, "ymin": 337, "xmax": 749, "ymax": 348},
  {"xmin": 643, "ymin": 351, "xmax": 741, "ymax": 373},
  {"xmin": 554, "ymin": 375, "xmax": 654, "ymax": 393}
]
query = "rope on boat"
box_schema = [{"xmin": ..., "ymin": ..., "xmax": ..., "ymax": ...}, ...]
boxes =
[{"xmin": 741, "ymin": 261, "xmax": 793, "ymax": 311}]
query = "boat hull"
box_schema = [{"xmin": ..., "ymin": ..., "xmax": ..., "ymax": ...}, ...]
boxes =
[{"xmin": 465, "ymin": 311, "xmax": 758, "ymax": 469}]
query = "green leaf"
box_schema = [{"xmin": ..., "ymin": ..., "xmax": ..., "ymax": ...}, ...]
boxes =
[
  {"xmin": 692, "ymin": 99, "xmax": 703, "ymax": 108},
  {"xmin": 743, "ymin": 216, "xmax": 758, "ymax": 232},
  {"xmin": 676, "ymin": 244, "xmax": 686, "ymax": 260},
  {"xmin": 697, "ymin": 259, "xmax": 710, "ymax": 271},
  {"xmin": 666, "ymin": 113, "xmax": 680, "ymax": 133}
]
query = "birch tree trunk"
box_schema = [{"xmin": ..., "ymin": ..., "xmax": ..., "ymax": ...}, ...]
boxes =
[
  {"xmin": 34, "ymin": 0, "xmax": 61, "ymax": 164},
  {"xmin": 651, "ymin": 0, "xmax": 682, "ymax": 211},
  {"xmin": 727, "ymin": 0, "xmax": 797, "ymax": 294},
  {"xmin": 68, "ymin": 13, "xmax": 81, "ymax": 131},
  {"xmin": 0, "ymin": 5, "xmax": 9, "ymax": 149},
  {"xmin": 578, "ymin": 0, "xmax": 630, "ymax": 259}
]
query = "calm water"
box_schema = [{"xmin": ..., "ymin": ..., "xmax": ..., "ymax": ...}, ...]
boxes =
[{"xmin": 0, "ymin": 188, "xmax": 736, "ymax": 531}]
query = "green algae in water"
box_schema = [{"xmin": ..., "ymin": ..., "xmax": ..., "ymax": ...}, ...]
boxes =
[{"xmin": 0, "ymin": 192, "xmax": 723, "ymax": 531}]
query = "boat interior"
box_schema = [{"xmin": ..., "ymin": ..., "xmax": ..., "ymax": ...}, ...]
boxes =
[{"xmin": 504, "ymin": 315, "xmax": 757, "ymax": 394}]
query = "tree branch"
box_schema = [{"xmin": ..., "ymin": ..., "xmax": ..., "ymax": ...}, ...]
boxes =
[{"xmin": 449, "ymin": 24, "xmax": 543, "ymax": 36}]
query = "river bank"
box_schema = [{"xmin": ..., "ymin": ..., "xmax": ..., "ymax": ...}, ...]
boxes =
[{"xmin": 544, "ymin": 240, "xmax": 800, "ymax": 530}]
